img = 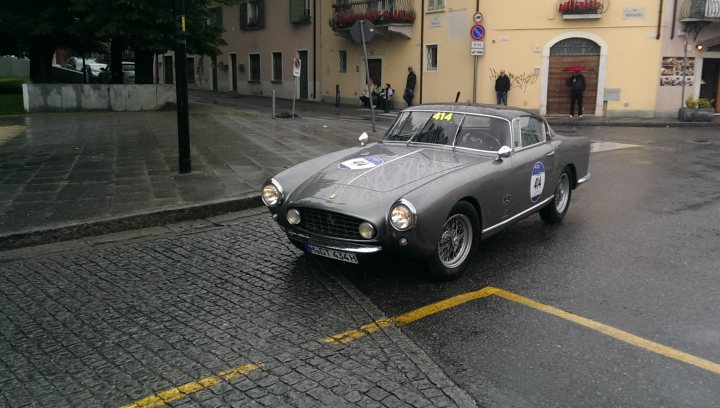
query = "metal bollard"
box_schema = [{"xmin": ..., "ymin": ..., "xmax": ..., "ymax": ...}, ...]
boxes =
[{"xmin": 272, "ymin": 90, "xmax": 276, "ymax": 119}]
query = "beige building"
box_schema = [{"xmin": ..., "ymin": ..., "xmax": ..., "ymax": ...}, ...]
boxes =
[{"xmin": 185, "ymin": 0, "xmax": 719, "ymax": 117}]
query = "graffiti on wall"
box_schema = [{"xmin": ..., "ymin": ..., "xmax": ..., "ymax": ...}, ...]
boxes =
[{"xmin": 490, "ymin": 68, "xmax": 539, "ymax": 92}]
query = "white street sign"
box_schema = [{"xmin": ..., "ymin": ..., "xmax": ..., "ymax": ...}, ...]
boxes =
[
  {"xmin": 471, "ymin": 41, "xmax": 484, "ymax": 49},
  {"xmin": 473, "ymin": 12, "xmax": 483, "ymax": 23},
  {"xmin": 471, "ymin": 48, "xmax": 484, "ymax": 56}
]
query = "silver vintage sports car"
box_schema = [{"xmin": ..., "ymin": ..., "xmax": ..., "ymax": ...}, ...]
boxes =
[{"xmin": 261, "ymin": 104, "xmax": 591, "ymax": 280}]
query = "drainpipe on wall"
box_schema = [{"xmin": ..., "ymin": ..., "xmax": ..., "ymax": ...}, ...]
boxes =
[
  {"xmin": 671, "ymin": 0, "xmax": 678, "ymax": 39},
  {"xmin": 657, "ymin": 0, "xmax": 664, "ymax": 40},
  {"xmin": 420, "ymin": 0, "xmax": 424, "ymax": 104},
  {"xmin": 313, "ymin": 0, "xmax": 317, "ymax": 100}
]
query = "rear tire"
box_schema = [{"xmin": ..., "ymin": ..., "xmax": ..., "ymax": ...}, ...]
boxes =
[
  {"xmin": 540, "ymin": 167, "xmax": 572, "ymax": 224},
  {"xmin": 427, "ymin": 201, "xmax": 479, "ymax": 281}
]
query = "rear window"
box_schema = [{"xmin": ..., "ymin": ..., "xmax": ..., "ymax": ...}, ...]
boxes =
[{"xmin": 122, "ymin": 64, "xmax": 135, "ymax": 71}]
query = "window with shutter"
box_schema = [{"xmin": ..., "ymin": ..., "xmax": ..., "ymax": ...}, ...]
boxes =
[
  {"xmin": 290, "ymin": 0, "xmax": 311, "ymax": 24},
  {"xmin": 239, "ymin": 0, "xmax": 265, "ymax": 30}
]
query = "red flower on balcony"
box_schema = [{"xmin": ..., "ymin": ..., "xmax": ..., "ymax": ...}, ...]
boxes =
[{"xmin": 559, "ymin": 0, "xmax": 604, "ymax": 15}]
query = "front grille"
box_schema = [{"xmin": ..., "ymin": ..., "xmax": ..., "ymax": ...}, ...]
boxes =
[{"xmin": 300, "ymin": 208, "xmax": 364, "ymax": 240}]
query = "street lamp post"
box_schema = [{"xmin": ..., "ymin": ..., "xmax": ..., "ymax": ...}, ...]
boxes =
[{"xmin": 174, "ymin": 0, "xmax": 191, "ymax": 173}]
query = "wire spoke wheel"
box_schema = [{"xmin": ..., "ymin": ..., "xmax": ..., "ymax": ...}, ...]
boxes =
[
  {"xmin": 554, "ymin": 173, "xmax": 570, "ymax": 213},
  {"xmin": 438, "ymin": 214, "xmax": 473, "ymax": 269}
]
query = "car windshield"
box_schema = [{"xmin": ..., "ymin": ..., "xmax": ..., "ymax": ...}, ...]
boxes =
[
  {"xmin": 122, "ymin": 64, "xmax": 135, "ymax": 71},
  {"xmin": 384, "ymin": 111, "xmax": 511, "ymax": 150},
  {"xmin": 384, "ymin": 111, "xmax": 462, "ymax": 146}
]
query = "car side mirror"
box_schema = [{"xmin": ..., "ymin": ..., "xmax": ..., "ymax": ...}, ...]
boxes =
[
  {"xmin": 359, "ymin": 132, "xmax": 369, "ymax": 146},
  {"xmin": 496, "ymin": 146, "xmax": 512, "ymax": 160}
]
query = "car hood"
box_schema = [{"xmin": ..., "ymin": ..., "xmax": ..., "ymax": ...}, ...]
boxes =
[{"xmin": 287, "ymin": 143, "xmax": 495, "ymax": 205}]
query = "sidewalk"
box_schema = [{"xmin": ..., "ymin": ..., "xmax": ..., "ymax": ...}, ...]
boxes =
[{"xmin": 1, "ymin": 90, "xmax": 718, "ymax": 250}]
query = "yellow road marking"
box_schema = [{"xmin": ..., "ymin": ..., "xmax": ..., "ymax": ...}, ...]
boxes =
[
  {"xmin": 119, "ymin": 363, "xmax": 260, "ymax": 408},
  {"xmin": 493, "ymin": 288, "xmax": 720, "ymax": 375},
  {"xmin": 323, "ymin": 286, "xmax": 498, "ymax": 344},
  {"xmin": 125, "ymin": 286, "xmax": 720, "ymax": 407},
  {"xmin": 325, "ymin": 286, "xmax": 720, "ymax": 375}
]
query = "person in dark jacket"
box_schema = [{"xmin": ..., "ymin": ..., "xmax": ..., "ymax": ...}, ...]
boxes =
[
  {"xmin": 403, "ymin": 66, "xmax": 417, "ymax": 107},
  {"xmin": 495, "ymin": 69, "xmax": 511, "ymax": 105},
  {"xmin": 565, "ymin": 71, "xmax": 586, "ymax": 117}
]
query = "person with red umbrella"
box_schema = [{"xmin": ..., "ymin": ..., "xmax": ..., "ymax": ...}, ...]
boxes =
[{"xmin": 565, "ymin": 67, "xmax": 586, "ymax": 117}]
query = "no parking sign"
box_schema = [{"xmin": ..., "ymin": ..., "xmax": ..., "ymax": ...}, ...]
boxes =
[{"xmin": 470, "ymin": 24, "xmax": 485, "ymax": 41}]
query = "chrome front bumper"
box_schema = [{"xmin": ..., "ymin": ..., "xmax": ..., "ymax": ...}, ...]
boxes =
[{"xmin": 286, "ymin": 230, "xmax": 383, "ymax": 254}]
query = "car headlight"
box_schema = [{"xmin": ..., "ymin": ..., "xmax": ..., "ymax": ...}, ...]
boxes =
[
  {"xmin": 358, "ymin": 222, "xmax": 376, "ymax": 239},
  {"xmin": 261, "ymin": 179, "xmax": 283, "ymax": 207},
  {"xmin": 389, "ymin": 200, "xmax": 416, "ymax": 231},
  {"xmin": 286, "ymin": 208, "xmax": 301, "ymax": 225}
]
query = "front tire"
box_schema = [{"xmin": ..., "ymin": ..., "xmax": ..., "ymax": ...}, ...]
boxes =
[
  {"xmin": 540, "ymin": 167, "xmax": 572, "ymax": 224},
  {"xmin": 427, "ymin": 201, "xmax": 479, "ymax": 281}
]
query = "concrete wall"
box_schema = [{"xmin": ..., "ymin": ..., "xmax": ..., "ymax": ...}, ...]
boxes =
[
  {"xmin": 22, "ymin": 84, "xmax": 176, "ymax": 113},
  {"xmin": 0, "ymin": 57, "xmax": 30, "ymax": 78}
]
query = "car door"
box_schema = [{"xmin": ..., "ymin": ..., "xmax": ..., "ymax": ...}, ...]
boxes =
[{"xmin": 508, "ymin": 116, "xmax": 556, "ymax": 217}]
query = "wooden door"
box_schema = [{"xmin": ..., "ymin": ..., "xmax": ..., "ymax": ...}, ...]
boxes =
[
  {"xmin": 547, "ymin": 56, "xmax": 599, "ymax": 115},
  {"xmin": 368, "ymin": 58, "xmax": 382, "ymax": 87}
]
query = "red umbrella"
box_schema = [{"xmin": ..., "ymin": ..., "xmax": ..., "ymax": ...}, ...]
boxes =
[{"xmin": 563, "ymin": 65, "xmax": 586, "ymax": 72}]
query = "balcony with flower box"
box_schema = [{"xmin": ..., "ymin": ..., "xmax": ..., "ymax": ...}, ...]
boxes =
[
  {"xmin": 559, "ymin": 0, "xmax": 605, "ymax": 19},
  {"xmin": 330, "ymin": 0, "xmax": 416, "ymax": 40}
]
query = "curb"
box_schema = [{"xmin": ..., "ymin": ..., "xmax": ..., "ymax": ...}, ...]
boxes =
[
  {"xmin": 0, "ymin": 195, "xmax": 264, "ymax": 252},
  {"xmin": 547, "ymin": 119, "xmax": 720, "ymax": 128}
]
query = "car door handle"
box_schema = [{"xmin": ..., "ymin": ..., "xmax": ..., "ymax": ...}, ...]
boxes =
[{"xmin": 546, "ymin": 150, "xmax": 555, "ymax": 156}]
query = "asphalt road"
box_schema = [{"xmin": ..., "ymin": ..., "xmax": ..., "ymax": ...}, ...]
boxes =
[
  {"xmin": 343, "ymin": 125, "xmax": 720, "ymax": 407},
  {"xmin": 2, "ymin": 125, "xmax": 719, "ymax": 407}
]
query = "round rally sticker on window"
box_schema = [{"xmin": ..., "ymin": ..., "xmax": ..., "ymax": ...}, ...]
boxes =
[
  {"xmin": 339, "ymin": 156, "xmax": 384, "ymax": 170},
  {"xmin": 530, "ymin": 161, "xmax": 545, "ymax": 202}
]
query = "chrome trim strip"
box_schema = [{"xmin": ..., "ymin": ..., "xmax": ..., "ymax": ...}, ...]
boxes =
[
  {"xmin": 348, "ymin": 149, "xmax": 424, "ymax": 185},
  {"xmin": 482, "ymin": 196, "xmax": 553, "ymax": 234},
  {"xmin": 577, "ymin": 173, "xmax": 591, "ymax": 185},
  {"xmin": 286, "ymin": 231, "xmax": 383, "ymax": 254}
]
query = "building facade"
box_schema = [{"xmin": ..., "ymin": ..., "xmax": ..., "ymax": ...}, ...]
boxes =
[{"xmin": 185, "ymin": 0, "xmax": 719, "ymax": 117}]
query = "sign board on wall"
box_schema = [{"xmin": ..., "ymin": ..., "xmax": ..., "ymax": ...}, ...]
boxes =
[
  {"xmin": 603, "ymin": 88, "xmax": 621, "ymax": 101},
  {"xmin": 623, "ymin": 7, "xmax": 645, "ymax": 19},
  {"xmin": 293, "ymin": 58, "xmax": 301, "ymax": 77}
]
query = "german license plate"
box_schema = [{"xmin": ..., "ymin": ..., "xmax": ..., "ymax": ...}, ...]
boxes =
[{"xmin": 307, "ymin": 245, "xmax": 358, "ymax": 264}]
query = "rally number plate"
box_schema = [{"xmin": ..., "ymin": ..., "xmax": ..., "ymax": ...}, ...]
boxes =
[{"xmin": 307, "ymin": 245, "xmax": 359, "ymax": 264}]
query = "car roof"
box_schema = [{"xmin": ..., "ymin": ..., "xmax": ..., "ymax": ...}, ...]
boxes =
[{"xmin": 403, "ymin": 103, "xmax": 536, "ymax": 120}]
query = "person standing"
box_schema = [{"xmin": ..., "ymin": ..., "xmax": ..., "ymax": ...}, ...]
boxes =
[
  {"xmin": 381, "ymin": 83, "xmax": 394, "ymax": 112},
  {"xmin": 403, "ymin": 66, "xmax": 416, "ymax": 107},
  {"xmin": 495, "ymin": 70, "xmax": 511, "ymax": 105},
  {"xmin": 565, "ymin": 71, "xmax": 586, "ymax": 117}
]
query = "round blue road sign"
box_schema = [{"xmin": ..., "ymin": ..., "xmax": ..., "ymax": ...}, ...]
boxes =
[{"xmin": 470, "ymin": 24, "xmax": 485, "ymax": 41}]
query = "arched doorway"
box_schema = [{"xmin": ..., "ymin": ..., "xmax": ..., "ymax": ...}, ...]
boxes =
[{"xmin": 547, "ymin": 38, "xmax": 600, "ymax": 115}]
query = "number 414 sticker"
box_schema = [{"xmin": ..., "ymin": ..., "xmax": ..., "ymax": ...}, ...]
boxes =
[
  {"xmin": 432, "ymin": 112, "xmax": 453, "ymax": 121},
  {"xmin": 530, "ymin": 161, "xmax": 545, "ymax": 202}
]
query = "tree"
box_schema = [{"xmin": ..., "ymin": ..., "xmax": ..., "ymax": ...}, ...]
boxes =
[
  {"xmin": 0, "ymin": 0, "xmax": 236, "ymax": 83},
  {"xmin": 0, "ymin": 0, "xmax": 75, "ymax": 82}
]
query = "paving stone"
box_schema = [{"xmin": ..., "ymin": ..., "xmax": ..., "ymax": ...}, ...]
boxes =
[{"xmin": 0, "ymin": 216, "xmax": 475, "ymax": 407}]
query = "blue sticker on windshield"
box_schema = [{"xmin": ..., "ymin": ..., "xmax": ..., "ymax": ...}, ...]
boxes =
[
  {"xmin": 339, "ymin": 156, "xmax": 384, "ymax": 170},
  {"xmin": 530, "ymin": 161, "xmax": 545, "ymax": 202}
]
